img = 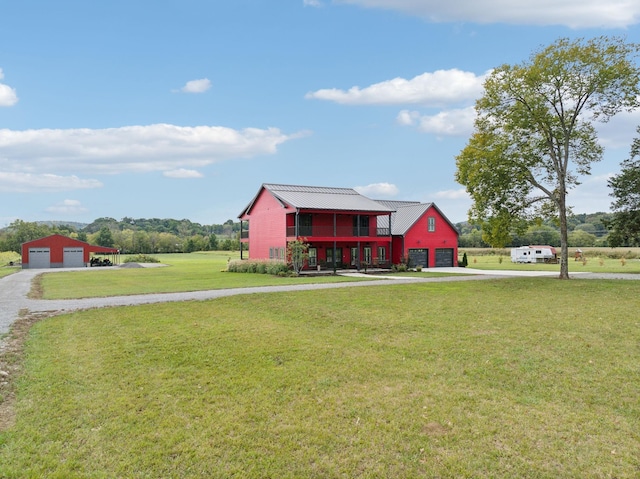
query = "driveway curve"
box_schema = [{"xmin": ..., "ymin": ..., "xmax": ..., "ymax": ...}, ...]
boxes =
[{"xmin": 1, "ymin": 267, "xmax": 638, "ymax": 336}]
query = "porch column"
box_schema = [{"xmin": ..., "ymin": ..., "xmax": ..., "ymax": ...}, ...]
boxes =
[
  {"xmin": 295, "ymin": 209, "xmax": 299, "ymax": 238},
  {"xmin": 388, "ymin": 213, "xmax": 392, "ymax": 268},
  {"xmin": 240, "ymin": 221, "xmax": 244, "ymax": 260},
  {"xmin": 333, "ymin": 212, "xmax": 337, "ymax": 273}
]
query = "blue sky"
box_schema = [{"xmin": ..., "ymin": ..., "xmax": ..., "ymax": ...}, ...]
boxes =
[{"xmin": 1, "ymin": 0, "xmax": 640, "ymax": 227}]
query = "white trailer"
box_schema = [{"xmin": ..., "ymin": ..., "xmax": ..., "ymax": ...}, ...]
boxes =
[{"xmin": 510, "ymin": 245, "xmax": 557, "ymax": 263}]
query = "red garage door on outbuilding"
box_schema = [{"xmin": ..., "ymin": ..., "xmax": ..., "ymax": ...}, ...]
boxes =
[{"xmin": 21, "ymin": 234, "xmax": 119, "ymax": 269}]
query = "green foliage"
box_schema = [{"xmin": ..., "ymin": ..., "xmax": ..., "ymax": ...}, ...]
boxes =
[
  {"xmin": 459, "ymin": 252, "xmax": 468, "ymax": 267},
  {"xmin": 96, "ymin": 226, "xmax": 115, "ymax": 247},
  {"xmin": 606, "ymin": 126, "xmax": 640, "ymax": 246},
  {"xmin": 286, "ymin": 239, "xmax": 310, "ymax": 275},
  {"xmin": 122, "ymin": 254, "xmax": 160, "ymax": 263},
  {"xmin": 227, "ymin": 260, "xmax": 291, "ymax": 276},
  {"xmin": 456, "ymin": 36, "xmax": 640, "ymax": 278}
]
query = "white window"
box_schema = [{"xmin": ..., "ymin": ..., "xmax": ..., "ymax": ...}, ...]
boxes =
[{"xmin": 428, "ymin": 217, "xmax": 436, "ymax": 232}]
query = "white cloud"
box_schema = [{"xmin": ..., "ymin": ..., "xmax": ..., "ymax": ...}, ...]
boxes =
[
  {"xmin": 0, "ymin": 68, "xmax": 18, "ymax": 107},
  {"xmin": 0, "ymin": 172, "xmax": 102, "ymax": 193},
  {"xmin": 398, "ymin": 106, "xmax": 476, "ymax": 137},
  {"xmin": 0, "ymin": 124, "xmax": 298, "ymax": 182},
  {"xmin": 306, "ymin": 69, "xmax": 488, "ymax": 106},
  {"xmin": 433, "ymin": 188, "xmax": 470, "ymax": 201},
  {"xmin": 337, "ymin": 0, "xmax": 640, "ymax": 28},
  {"xmin": 163, "ymin": 168, "xmax": 204, "ymax": 179},
  {"xmin": 180, "ymin": 78, "xmax": 211, "ymax": 93},
  {"xmin": 304, "ymin": 0, "xmax": 323, "ymax": 6},
  {"xmin": 45, "ymin": 199, "xmax": 89, "ymax": 215},
  {"xmin": 354, "ymin": 182, "xmax": 399, "ymax": 197}
]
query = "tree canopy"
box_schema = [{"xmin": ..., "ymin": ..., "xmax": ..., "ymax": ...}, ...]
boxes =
[
  {"xmin": 455, "ymin": 36, "xmax": 640, "ymax": 278},
  {"xmin": 606, "ymin": 126, "xmax": 640, "ymax": 246}
]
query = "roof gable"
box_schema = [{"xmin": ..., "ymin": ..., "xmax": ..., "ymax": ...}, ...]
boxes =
[
  {"xmin": 240, "ymin": 183, "xmax": 395, "ymax": 216},
  {"xmin": 377, "ymin": 202, "xmax": 459, "ymax": 236},
  {"xmin": 22, "ymin": 234, "xmax": 119, "ymax": 253}
]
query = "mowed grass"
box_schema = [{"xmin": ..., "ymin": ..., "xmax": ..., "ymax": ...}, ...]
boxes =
[
  {"xmin": 0, "ymin": 252, "xmax": 21, "ymax": 279},
  {"xmin": 461, "ymin": 247, "xmax": 640, "ymax": 274},
  {"xmin": 37, "ymin": 252, "xmax": 370, "ymax": 299},
  {"xmin": 2, "ymin": 278, "xmax": 639, "ymax": 477}
]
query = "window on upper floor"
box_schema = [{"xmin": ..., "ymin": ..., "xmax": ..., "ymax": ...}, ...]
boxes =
[{"xmin": 428, "ymin": 216, "xmax": 436, "ymax": 232}]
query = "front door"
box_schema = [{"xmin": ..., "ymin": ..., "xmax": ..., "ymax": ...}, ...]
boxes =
[{"xmin": 327, "ymin": 247, "xmax": 342, "ymax": 268}]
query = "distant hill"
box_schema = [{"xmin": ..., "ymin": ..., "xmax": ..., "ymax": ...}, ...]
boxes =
[{"xmin": 36, "ymin": 220, "xmax": 89, "ymax": 230}]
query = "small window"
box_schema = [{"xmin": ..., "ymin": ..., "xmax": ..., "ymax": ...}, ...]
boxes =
[{"xmin": 428, "ymin": 217, "xmax": 436, "ymax": 232}]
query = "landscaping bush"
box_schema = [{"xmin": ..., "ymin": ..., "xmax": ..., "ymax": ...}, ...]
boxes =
[
  {"xmin": 227, "ymin": 260, "xmax": 291, "ymax": 276},
  {"xmin": 123, "ymin": 254, "xmax": 160, "ymax": 263}
]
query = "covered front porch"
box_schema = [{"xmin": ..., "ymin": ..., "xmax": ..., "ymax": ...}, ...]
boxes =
[{"xmin": 304, "ymin": 240, "xmax": 392, "ymax": 271}]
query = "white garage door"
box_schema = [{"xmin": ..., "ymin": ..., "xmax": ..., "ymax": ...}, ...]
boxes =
[
  {"xmin": 63, "ymin": 247, "xmax": 85, "ymax": 268},
  {"xmin": 28, "ymin": 248, "xmax": 51, "ymax": 269}
]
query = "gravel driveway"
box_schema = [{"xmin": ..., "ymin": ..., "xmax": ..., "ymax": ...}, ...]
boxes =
[{"xmin": 1, "ymin": 266, "xmax": 638, "ymax": 336}]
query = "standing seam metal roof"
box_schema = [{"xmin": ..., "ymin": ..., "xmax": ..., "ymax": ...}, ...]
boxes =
[
  {"xmin": 261, "ymin": 183, "xmax": 395, "ymax": 212},
  {"xmin": 376, "ymin": 203, "xmax": 434, "ymax": 235}
]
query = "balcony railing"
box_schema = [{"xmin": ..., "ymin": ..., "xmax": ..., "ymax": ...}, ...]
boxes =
[{"xmin": 286, "ymin": 226, "xmax": 391, "ymax": 237}]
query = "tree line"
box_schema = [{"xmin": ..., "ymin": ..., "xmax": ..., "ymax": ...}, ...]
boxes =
[
  {"xmin": 456, "ymin": 212, "xmax": 614, "ymax": 248},
  {"xmin": 0, "ymin": 218, "xmax": 242, "ymax": 254}
]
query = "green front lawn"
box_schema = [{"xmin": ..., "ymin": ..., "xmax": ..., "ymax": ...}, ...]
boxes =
[
  {"xmin": 2, "ymin": 277, "xmax": 639, "ymax": 477},
  {"xmin": 36, "ymin": 252, "xmax": 373, "ymax": 299}
]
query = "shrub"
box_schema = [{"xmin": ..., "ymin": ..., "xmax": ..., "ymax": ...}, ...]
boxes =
[
  {"xmin": 123, "ymin": 254, "xmax": 160, "ymax": 263},
  {"xmin": 227, "ymin": 260, "xmax": 290, "ymax": 276}
]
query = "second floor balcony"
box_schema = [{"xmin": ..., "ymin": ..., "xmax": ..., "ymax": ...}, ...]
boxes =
[{"xmin": 286, "ymin": 225, "xmax": 390, "ymax": 238}]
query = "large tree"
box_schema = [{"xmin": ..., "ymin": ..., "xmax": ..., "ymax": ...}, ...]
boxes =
[
  {"xmin": 456, "ymin": 36, "xmax": 640, "ymax": 279},
  {"xmin": 605, "ymin": 126, "xmax": 640, "ymax": 246}
]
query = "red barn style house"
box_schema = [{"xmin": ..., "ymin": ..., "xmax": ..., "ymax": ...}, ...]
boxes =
[
  {"xmin": 239, "ymin": 183, "xmax": 459, "ymax": 270},
  {"xmin": 21, "ymin": 234, "xmax": 119, "ymax": 269}
]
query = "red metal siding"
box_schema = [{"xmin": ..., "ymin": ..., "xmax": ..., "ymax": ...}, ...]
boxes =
[
  {"xmin": 22, "ymin": 234, "xmax": 118, "ymax": 268},
  {"xmin": 243, "ymin": 189, "xmax": 288, "ymax": 259},
  {"xmin": 393, "ymin": 207, "xmax": 458, "ymax": 267}
]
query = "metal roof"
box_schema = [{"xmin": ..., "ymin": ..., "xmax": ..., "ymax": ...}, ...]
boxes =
[
  {"xmin": 376, "ymin": 203, "xmax": 433, "ymax": 235},
  {"xmin": 260, "ymin": 183, "xmax": 395, "ymax": 213}
]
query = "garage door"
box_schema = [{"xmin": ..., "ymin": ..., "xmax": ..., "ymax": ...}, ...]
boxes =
[
  {"xmin": 63, "ymin": 247, "xmax": 85, "ymax": 268},
  {"xmin": 28, "ymin": 248, "xmax": 51, "ymax": 269},
  {"xmin": 408, "ymin": 248, "xmax": 428, "ymax": 268},
  {"xmin": 435, "ymin": 248, "xmax": 454, "ymax": 267}
]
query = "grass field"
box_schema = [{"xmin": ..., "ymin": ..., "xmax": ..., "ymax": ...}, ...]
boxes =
[
  {"xmin": 0, "ymin": 252, "xmax": 20, "ymax": 279},
  {"xmin": 35, "ymin": 252, "xmax": 375, "ymax": 300},
  {"xmin": 31, "ymin": 248, "xmax": 640, "ymax": 300},
  {"xmin": 460, "ymin": 247, "xmax": 640, "ymax": 274},
  {"xmin": 1, "ymin": 272, "xmax": 639, "ymax": 477}
]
